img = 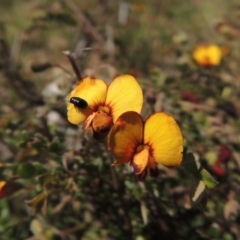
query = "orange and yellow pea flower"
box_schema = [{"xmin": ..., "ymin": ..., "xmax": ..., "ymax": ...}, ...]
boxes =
[
  {"xmin": 108, "ymin": 111, "xmax": 183, "ymax": 180},
  {"xmin": 192, "ymin": 44, "xmax": 223, "ymax": 67},
  {"xmin": 67, "ymin": 75, "xmax": 143, "ymax": 140}
]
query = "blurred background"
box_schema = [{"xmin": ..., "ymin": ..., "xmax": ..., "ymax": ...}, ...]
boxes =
[{"xmin": 1, "ymin": 0, "xmax": 240, "ymax": 239}]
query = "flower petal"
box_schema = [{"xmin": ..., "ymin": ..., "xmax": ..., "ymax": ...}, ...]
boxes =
[
  {"xmin": 132, "ymin": 148, "xmax": 149, "ymax": 175},
  {"xmin": 144, "ymin": 112, "xmax": 183, "ymax": 167},
  {"xmin": 92, "ymin": 111, "xmax": 113, "ymax": 133},
  {"xmin": 208, "ymin": 45, "xmax": 222, "ymax": 66},
  {"xmin": 83, "ymin": 112, "xmax": 97, "ymax": 130},
  {"xmin": 67, "ymin": 77, "xmax": 108, "ymax": 124},
  {"xmin": 105, "ymin": 75, "xmax": 143, "ymax": 122},
  {"xmin": 192, "ymin": 45, "xmax": 206, "ymax": 62},
  {"xmin": 108, "ymin": 111, "xmax": 143, "ymax": 165}
]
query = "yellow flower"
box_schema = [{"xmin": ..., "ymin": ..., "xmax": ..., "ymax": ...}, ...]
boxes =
[
  {"xmin": 67, "ymin": 75, "xmax": 143, "ymax": 140},
  {"xmin": 192, "ymin": 44, "xmax": 223, "ymax": 67},
  {"xmin": 108, "ymin": 111, "xmax": 183, "ymax": 180}
]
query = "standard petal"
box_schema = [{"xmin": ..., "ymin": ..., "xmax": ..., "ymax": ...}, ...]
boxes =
[
  {"xmin": 192, "ymin": 46, "xmax": 208, "ymax": 66},
  {"xmin": 67, "ymin": 77, "xmax": 108, "ymax": 124},
  {"xmin": 208, "ymin": 45, "xmax": 222, "ymax": 66},
  {"xmin": 144, "ymin": 112, "xmax": 183, "ymax": 167},
  {"xmin": 105, "ymin": 75, "xmax": 143, "ymax": 122},
  {"xmin": 108, "ymin": 111, "xmax": 143, "ymax": 165}
]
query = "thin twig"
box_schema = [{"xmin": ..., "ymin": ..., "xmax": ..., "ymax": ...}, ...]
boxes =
[{"xmin": 63, "ymin": 50, "xmax": 82, "ymax": 80}]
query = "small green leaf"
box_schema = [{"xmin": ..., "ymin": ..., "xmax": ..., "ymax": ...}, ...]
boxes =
[
  {"xmin": 20, "ymin": 130, "xmax": 30, "ymax": 141},
  {"xmin": 17, "ymin": 163, "xmax": 36, "ymax": 179},
  {"xmin": 19, "ymin": 139, "xmax": 29, "ymax": 148},
  {"xmin": 32, "ymin": 140, "xmax": 45, "ymax": 149},
  {"xmin": 25, "ymin": 191, "xmax": 48, "ymax": 215},
  {"xmin": 33, "ymin": 163, "xmax": 47, "ymax": 175},
  {"xmin": 181, "ymin": 152, "xmax": 201, "ymax": 174},
  {"xmin": 33, "ymin": 133, "xmax": 45, "ymax": 141},
  {"xmin": 200, "ymin": 169, "xmax": 218, "ymax": 189},
  {"xmin": 48, "ymin": 141, "xmax": 63, "ymax": 153},
  {"xmin": 36, "ymin": 173, "xmax": 55, "ymax": 186},
  {"xmin": 209, "ymin": 223, "xmax": 221, "ymax": 238},
  {"xmin": 205, "ymin": 151, "xmax": 218, "ymax": 165},
  {"xmin": 0, "ymin": 164, "xmax": 17, "ymax": 180},
  {"xmin": 223, "ymin": 233, "xmax": 235, "ymax": 240}
]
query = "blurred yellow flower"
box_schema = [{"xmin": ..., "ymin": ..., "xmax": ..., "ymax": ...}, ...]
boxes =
[
  {"xmin": 108, "ymin": 111, "xmax": 183, "ymax": 180},
  {"xmin": 192, "ymin": 44, "xmax": 223, "ymax": 67},
  {"xmin": 67, "ymin": 75, "xmax": 143, "ymax": 140}
]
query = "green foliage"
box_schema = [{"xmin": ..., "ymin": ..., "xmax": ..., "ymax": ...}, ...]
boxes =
[
  {"xmin": 200, "ymin": 169, "xmax": 218, "ymax": 189},
  {"xmin": 17, "ymin": 163, "xmax": 36, "ymax": 179}
]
